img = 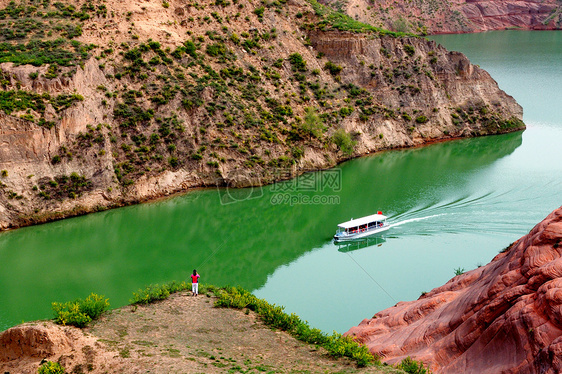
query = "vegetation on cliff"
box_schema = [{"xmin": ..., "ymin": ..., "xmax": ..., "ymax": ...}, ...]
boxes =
[
  {"xmin": 323, "ymin": 0, "xmax": 562, "ymax": 35},
  {"xmin": 0, "ymin": 0, "xmax": 523, "ymax": 229}
]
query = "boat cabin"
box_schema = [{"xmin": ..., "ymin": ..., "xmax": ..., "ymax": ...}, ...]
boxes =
[{"xmin": 335, "ymin": 213, "xmax": 387, "ymax": 235}]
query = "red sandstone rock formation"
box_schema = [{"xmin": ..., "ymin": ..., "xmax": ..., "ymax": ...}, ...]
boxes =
[
  {"xmin": 339, "ymin": 0, "xmax": 561, "ymax": 34},
  {"xmin": 346, "ymin": 206, "xmax": 562, "ymax": 373}
]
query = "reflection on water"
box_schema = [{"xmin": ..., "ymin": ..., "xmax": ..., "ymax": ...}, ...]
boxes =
[{"xmin": 336, "ymin": 236, "xmax": 387, "ymax": 253}]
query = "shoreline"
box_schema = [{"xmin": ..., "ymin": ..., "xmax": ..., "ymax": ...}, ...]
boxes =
[{"xmin": 3, "ymin": 129, "xmax": 525, "ymax": 233}]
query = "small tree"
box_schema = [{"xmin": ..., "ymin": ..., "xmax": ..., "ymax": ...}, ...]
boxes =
[
  {"xmin": 332, "ymin": 129, "xmax": 356, "ymax": 156},
  {"xmin": 301, "ymin": 107, "xmax": 325, "ymax": 139}
]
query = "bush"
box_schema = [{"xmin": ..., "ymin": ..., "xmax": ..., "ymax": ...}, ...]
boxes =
[
  {"xmin": 404, "ymin": 44, "xmax": 415, "ymax": 57},
  {"xmin": 38, "ymin": 361, "xmax": 65, "ymax": 374},
  {"xmin": 288, "ymin": 53, "xmax": 307, "ymax": 71},
  {"xmin": 324, "ymin": 61, "xmax": 342, "ymax": 76},
  {"xmin": 332, "ymin": 128, "xmax": 356, "ymax": 156},
  {"xmin": 397, "ymin": 356, "xmax": 431, "ymax": 374},
  {"xmin": 130, "ymin": 281, "xmax": 190, "ymax": 304},
  {"xmin": 415, "ymin": 115, "xmax": 428, "ymax": 123},
  {"xmin": 168, "ymin": 156, "xmax": 179, "ymax": 167},
  {"xmin": 301, "ymin": 107, "xmax": 325, "ymax": 139},
  {"xmin": 253, "ymin": 6, "xmax": 264, "ymax": 20},
  {"xmin": 52, "ymin": 293, "xmax": 109, "ymax": 328}
]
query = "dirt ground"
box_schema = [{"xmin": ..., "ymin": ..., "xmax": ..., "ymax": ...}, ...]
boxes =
[{"xmin": 1, "ymin": 291, "xmax": 403, "ymax": 374}]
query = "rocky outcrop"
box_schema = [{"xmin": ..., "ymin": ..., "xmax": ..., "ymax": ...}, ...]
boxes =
[
  {"xmin": 346, "ymin": 206, "xmax": 562, "ymax": 373},
  {"xmin": 0, "ymin": 323, "xmax": 73, "ymax": 361},
  {"xmin": 460, "ymin": 0, "xmax": 561, "ymax": 32},
  {"xmin": 0, "ymin": 322, "xmax": 116, "ymax": 374},
  {"xmin": 338, "ymin": 0, "xmax": 561, "ymax": 34}
]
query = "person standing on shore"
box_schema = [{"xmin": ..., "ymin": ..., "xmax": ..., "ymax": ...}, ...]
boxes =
[{"xmin": 190, "ymin": 269, "xmax": 200, "ymax": 296}]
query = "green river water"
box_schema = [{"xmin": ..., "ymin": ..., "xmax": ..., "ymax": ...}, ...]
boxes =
[{"xmin": 1, "ymin": 31, "xmax": 561, "ymax": 333}]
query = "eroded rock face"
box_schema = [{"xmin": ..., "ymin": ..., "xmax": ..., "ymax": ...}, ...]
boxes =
[
  {"xmin": 340, "ymin": 0, "xmax": 561, "ymax": 34},
  {"xmin": 346, "ymin": 206, "xmax": 562, "ymax": 373},
  {"xmin": 0, "ymin": 322, "xmax": 106, "ymax": 374},
  {"xmin": 0, "ymin": 323, "xmax": 71, "ymax": 361}
]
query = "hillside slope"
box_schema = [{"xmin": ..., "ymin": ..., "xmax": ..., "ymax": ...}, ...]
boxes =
[
  {"xmin": 334, "ymin": 0, "xmax": 562, "ymax": 34},
  {"xmin": 0, "ymin": 0, "xmax": 523, "ymax": 229},
  {"xmin": 346, "ymin": 206, "xmax": 562, "ymax": 373},
  {"xmin": 0, "ymin": 292, "xmax": 402, "ymax": 374}
]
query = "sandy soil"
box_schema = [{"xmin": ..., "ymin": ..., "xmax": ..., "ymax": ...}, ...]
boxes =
[{"xmin": 1, "ymin": 292, "xmax": 402, "ymax": 373}]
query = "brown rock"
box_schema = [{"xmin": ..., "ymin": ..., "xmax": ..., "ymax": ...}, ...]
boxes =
[
  {"xmin": 0, "ymin": 323, "xmax": 71, "ymax": 361},
  {"xmin": 346, "ymin": 206, "xmax": 562, "ymax": 373}
]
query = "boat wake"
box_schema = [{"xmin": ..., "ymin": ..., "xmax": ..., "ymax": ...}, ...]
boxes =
[{"xmin": 387, "ymin": 214, "xmax": 444, "ymax": 229}]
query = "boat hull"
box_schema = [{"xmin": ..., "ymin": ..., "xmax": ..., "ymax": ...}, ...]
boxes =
[{"xmin": 333, "ymin": 225, "xmax": 389, "ymax": 242}]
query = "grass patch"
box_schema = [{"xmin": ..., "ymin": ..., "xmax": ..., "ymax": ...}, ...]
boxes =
[
  {"xmin": 130, "ymin": 280, "xmax": 191, "ymax": 304},
  {"xmin": 306, "ymin": 0, "xmax": 414, "ymax": 37}
]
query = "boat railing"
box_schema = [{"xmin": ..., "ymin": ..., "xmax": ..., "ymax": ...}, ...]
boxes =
[{"xmin": 346, "ymin": 221, "xmax": 385, "ymax": 234}]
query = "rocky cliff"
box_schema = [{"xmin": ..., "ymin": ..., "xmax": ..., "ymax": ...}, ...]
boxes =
[
  {"xmin": 336, "ymin": 0, "xmax": 562, "ymax": 34},
  {"xmin": 346, "ymin": 206, "xmax": 562, "ymax": 373},
  {"xmin": 0, "ymin": 0, "xmax": 523, "ymax": 230}
]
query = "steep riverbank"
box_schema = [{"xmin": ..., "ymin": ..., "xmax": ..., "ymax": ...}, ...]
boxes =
[
  {"xmin": 0, "ymin": 0, "xmax": 523, "ymax": 230},
  {"xmin": 0, "ymin": 291, "xmax": 403, "ymax": 374}
]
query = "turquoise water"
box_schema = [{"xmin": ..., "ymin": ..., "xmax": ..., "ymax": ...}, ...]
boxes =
[{"xmin": 1, "ymin": 31, "xmax": 561, "ymax": 333}]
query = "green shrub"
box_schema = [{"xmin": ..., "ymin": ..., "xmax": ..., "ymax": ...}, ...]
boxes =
[
  {"xmin": 397, "ymin": 356, "xmax": 431, "ymax": 374},
  {"xmin": 52, "ymin": 293, "xmax": 109, "ymax": 327},
  {"xmin": 38, "ymin": 361, "xmax": 65, "ymax": 374},
  {"xmin": 253, "ymin": 6, "xmax": 264, "ymax": 20},
  {"xmin": 324, "ymin": 60, "xmax": 342, "ymax": 75},
  {"xmin": 301, "ymin": 107, "xmax": 325, "ymax": 138},
  {"xmin": 415, "ymin": 115, "xmax": 428, "ymax": 123},
  {"xmin": 288, "ymin": 53, "xmax": 306, "ymax": 71},
  {"xmin": 404, "ymin": 44, "xmax": 415, "ymax": 57},
  {"xmin": 168, "ymin": 156, "xmax": 179, "ymax": 167},
  {"xmin": 332, "ymin": 128, "xmax": 356, "ymax": 156},
  {"xmin": 130, "ymin": 281, "xmax": 190, "ymax": 304}
]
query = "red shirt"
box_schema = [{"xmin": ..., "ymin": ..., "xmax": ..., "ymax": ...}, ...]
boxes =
[{"xmin": 191, "ymin": 274, "xmax": 200, "ymax": 283}]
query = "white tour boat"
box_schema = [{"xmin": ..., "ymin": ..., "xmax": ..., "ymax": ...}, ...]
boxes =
[{"xmin": 333, "ymin": 212, "xmax": 389, "ymax": 242}]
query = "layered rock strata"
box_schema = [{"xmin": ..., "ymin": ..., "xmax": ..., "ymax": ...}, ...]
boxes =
[
  {"xmin": 346, "ymin": 206, "xmax": 562, "ymax": 374},
  {"xmin": 339, "ymin": 0, "xmax": 562, "ymax": 34}
]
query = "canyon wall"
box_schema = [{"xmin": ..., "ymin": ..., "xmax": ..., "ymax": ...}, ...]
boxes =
[{"xmin": 0, "ymin": 0, "xmax": 523, "ymax": 229}]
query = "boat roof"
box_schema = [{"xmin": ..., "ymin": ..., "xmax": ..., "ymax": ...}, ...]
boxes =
[{"xmin": 337, "ymin": 214, "xmax": 387, "ymax": 229}]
